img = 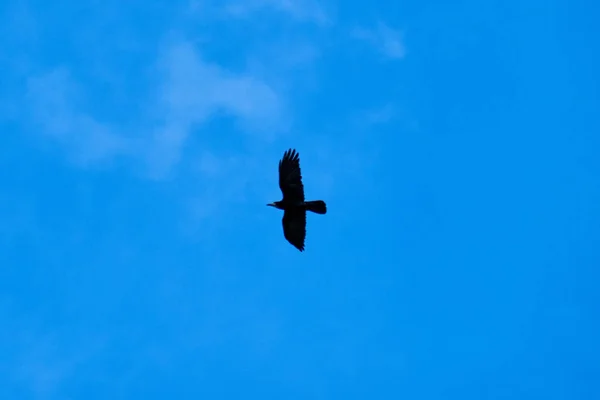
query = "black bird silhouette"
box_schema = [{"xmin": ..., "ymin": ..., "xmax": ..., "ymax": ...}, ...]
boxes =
[{"xmin": 267, "ymin": 149, "xmax": 327, "ymax": 251}]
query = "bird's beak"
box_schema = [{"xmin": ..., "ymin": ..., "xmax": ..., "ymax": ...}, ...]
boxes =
[{"xmin": 266, "ymin": 203, "xmax": 275, "ymax": 207}]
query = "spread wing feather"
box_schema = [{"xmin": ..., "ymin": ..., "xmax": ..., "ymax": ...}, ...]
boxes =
[
  {"xmin": 282, "ymin": 209, "xmax": 306, "ymax": 252},
  {"xmin": 278, "ymin": 149, "xmax": 305, "ymax": 203}
]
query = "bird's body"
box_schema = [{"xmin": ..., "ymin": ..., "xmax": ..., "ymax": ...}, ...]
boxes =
[{"xmin": 267, "ymin": 149, "xmax": 327, "ymax": 251}]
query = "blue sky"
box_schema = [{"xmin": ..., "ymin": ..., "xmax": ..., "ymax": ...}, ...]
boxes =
[{"xmin": 1, "ymin": 0, "xmax": 599, "ymax": 398}]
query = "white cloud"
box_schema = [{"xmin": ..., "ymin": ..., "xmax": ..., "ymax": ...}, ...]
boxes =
[
  {"xmin": 353, "ymin": 22, "xmax": 406, "ymax": 59},
  {"xmin": 144, "ymin": 38, "xmax": 286, "ymax": 178},
  {"xmin": 24, "ymin": 38, "xmax": 286, "ymax": 178},
  {"xmin": 220, "ymin": 0, "xmax": 331, "ymax": 25},
  {"xmin": 363, "ymin": 103, "xmax": 395, "ymax": 125},
  {"xmin": 25, "ymin": 68, "xmax": 130, "ymax": 167},
  {"xmin": 0, "ymin": 302, "xmax": 105, "ymax": 400},
  {"xmin": 14, "ymin": 340, "xmax": 70, "ymax": 398}
]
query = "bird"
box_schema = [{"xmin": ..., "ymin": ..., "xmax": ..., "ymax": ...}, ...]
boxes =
[{"xmin": 267, "ymin": 148, "xmax": 327, "ymax": 252}]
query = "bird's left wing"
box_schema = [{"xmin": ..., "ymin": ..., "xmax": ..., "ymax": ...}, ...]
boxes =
[{"xmin": 282, "ymin": 209, "xmax": 306, "ymax": 251}]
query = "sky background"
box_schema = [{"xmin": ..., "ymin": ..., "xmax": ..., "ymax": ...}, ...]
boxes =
[{"xmin": 1, "ymin": 0, "xmax": 599, "ymax": 399}]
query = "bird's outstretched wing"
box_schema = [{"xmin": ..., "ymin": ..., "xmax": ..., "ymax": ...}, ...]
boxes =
[
  {"xmin": 278, "ymin": 149, "xmax": 305, "ymax": 203},
  {"xmin": 282, "ymin": 209, "xmax": 306, "ymax": 252}
]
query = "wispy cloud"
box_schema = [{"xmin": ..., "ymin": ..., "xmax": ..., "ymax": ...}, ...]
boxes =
[
  {"xmin": 23, "ymin": 37, "xmax": 286, "ymax": 178},
  {"xmin": 0, "ymin": 302, "xmax": 105, "ymax": 400},
  {"xmin": 352, "ymin": 22, "xmax": 406, "ymax": 59},
  {"xmin": 14, "ymin": 337, "xmax": 71, "ymax": 398},
  {"xmin": 363, "ymin": 103, "xmax": 396, "ymax": 125},
  {"xmin": 25, "ymin": 68, "xmax": 130, "ymax": 167},
  {"xmin": 143, "ymin": 37, "xmax": 286, "ymax": 178},
  {"xmin": 220, "ymin": 0, "xmax": 331, "ymax": 25},
  {"xmin": 12, "ymin": 0, "xmax": 335, "ymax": 182}
]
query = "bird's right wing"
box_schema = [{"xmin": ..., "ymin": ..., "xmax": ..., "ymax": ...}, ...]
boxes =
[
  {"xmin": 278, "ymin": 149, "xmax": 305, "ymax": 202},
  {"xmin": 282, "ymin": 209, "xmax": 306, "ymax": 252}
]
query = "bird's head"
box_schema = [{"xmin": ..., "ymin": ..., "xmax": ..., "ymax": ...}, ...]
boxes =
[{"xmin": 267, "ymin": 202, "xmax": 281, "ymax": 209}]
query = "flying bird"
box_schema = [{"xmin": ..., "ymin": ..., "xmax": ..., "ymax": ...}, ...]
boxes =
[{"xmin": 267, "ymin": 148, "xmax": 327, "ymax": 251}]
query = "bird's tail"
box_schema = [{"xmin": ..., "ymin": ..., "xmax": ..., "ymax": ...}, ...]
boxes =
[{"xmin": 305, "ymin": 200, "xmax": 327, "ymax": 214}]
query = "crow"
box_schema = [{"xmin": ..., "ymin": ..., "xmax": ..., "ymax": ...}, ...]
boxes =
[{"xmin": 267, "ymin": 148, "xmax": 327, "ymax": 251}]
